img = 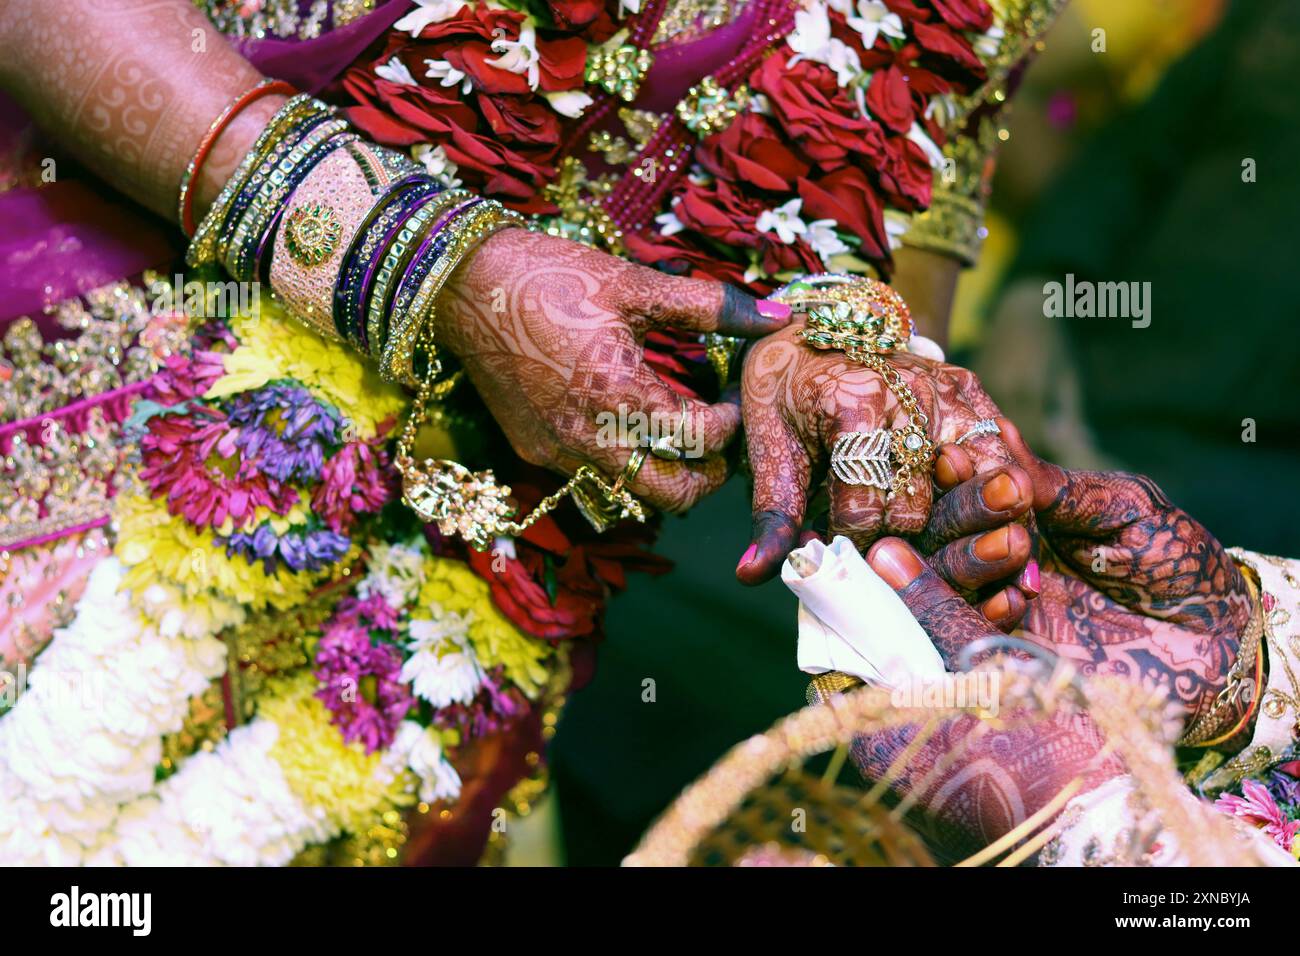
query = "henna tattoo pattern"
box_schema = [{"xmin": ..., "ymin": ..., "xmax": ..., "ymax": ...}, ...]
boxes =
[
  {"xmin": 437, "ymin": 229, "xmax": 781, "ymax": 513},
  {"xmin": 0, "ymin": 0, "xmax": 273, "ymax": 220},
  {"xmin": 738, "ymin": 325, "xmax": 1020, "ymax": 581}
]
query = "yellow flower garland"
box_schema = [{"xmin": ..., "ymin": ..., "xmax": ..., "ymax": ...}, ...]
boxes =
[{"xmin": 416, "ymin": 557, "xmax": 554, "ymax": 698}]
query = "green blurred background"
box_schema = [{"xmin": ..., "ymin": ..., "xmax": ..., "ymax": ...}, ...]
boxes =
[{"xmin": 538, "ymin": 0, "xmax": 1300, "ymax": 865}]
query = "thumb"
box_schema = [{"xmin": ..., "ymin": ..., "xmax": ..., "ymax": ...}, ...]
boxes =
[
  {"xmin": 622, "ymin": 267, "xmax": 793, "ymax": 338},
  {"xmin": 737, "ymin": 406, "xmax": 811, "ymax": 586}
]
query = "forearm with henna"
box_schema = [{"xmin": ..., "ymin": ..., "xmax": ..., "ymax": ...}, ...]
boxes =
[
  {"xmin": 850, "ymin": 710, "xmax": 1122, "ymax": 858},
  {"xmin": 1024, "ymin": 470, "xmax": 1251, "ymax": 727},
  {"xmin": 437, "ymin": 229, "xmax": 779, "ymax": 512},
  {"xmin": 0, "ymin": 0, "xmax": 277, "ymax": 222}
]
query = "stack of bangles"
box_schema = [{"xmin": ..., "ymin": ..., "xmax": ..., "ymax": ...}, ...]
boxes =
[{"xmin": 183, "ymin": 89, "xmax": 645, "ymax": 549}]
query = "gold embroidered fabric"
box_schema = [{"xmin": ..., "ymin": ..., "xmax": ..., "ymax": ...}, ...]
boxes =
[{"xmin": 902, "ymin": 0, "xmax": 1070, "ymax": 266}]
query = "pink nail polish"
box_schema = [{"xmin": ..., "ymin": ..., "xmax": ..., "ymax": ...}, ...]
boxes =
[
  {"xmin": 1018, "ymin": 559, "xmax": 1041, "ymax": 597},
  {"xmin": 737, "ymin": 543, "xmax": 757, "ymax": 571},
  {"xmin": 756, "ymin": 299, "xmax": 792, "ymax": 320}
]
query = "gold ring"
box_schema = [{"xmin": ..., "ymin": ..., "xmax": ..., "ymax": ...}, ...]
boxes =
[
  {"xmin": 611, "ymin": 448, "xmax": 648, "ymax": 498},
  {"xmin": 649, "ymin": 397, "xmax": 689, "ymax": 461}
]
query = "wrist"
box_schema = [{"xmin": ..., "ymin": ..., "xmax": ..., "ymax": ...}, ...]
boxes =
[{"xmin": 190, "ymin": 94, "xmax": 289, "ymax": 227}]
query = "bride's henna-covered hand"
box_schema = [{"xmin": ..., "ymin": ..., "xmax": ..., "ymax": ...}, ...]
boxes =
[
  {"xmin": 737, "ymin": 326, "xmax": 1017, "ymax": 584},
  {"xmin": 437, "ymin": 230, "xmax": 790, "ymax": 513},
  {"xmin": 843, "ymin": 538, "xmax": 1123, "ymax": 856},
  {"xmin": 937, "ymin": 420, "xmax": 1253, "ymax": 728}
]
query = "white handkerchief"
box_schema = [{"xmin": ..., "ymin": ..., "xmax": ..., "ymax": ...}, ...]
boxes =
[{"xmin": 781, "ymin": 536, "xmax": 946, "ymax": 688}]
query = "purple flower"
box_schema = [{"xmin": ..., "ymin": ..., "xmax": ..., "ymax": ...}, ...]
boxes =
[
  {"xmin": 314, "ymin": 620, "xmax": 413, "ymax": 753},
  {"xmin": 1267, "ymin": 770, "xmax": 1300, "ymax": 810},
  {"xmin": 430, "ymin": 666, "xmax": 527, "ymax": 740},
  {"xmin": 223, "ymin": 524, "xmax": 350, "ymax": 574},
  {"xmin": 227, "ymin": 383, "xmax": 340, "ymax": 482}
]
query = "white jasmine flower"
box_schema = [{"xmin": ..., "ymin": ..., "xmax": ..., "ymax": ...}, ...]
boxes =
[
  {"xmin": 656, "ymin": 200, "xmax": 684, "ymax": 236},
  {"xmin": 806, "ymin": 219, "xmax": 850, "ymax": 262},
  {"xmin": 401, "ymin": 611, "xmax": 485, "ymax": 708},
  {"xmin": 847, "ymin": 0, "xmax": 905, "ymax": 49},
  {"xmin": 908, "ymin": 121, "xmax": 946, "ymax": 169},
  {"xmin": 424, "ymin": 58, "xmax": 472, "ymax": 95},
  {"xmin": 391, "ymin": 722, "xmax": 462, "ymax": 804},
  {"xmin": 376, "ymin": 57, "xmax": 419, "ymax": 87},
  {"xmin": 975, "ymin": 24, "xmax": 1005, "ymax": 58},
  {"xmin": 394, "ymin": 0, "xmax": 464, "ymax": 38},
  {"xmin": 788, "ymin": 4, "xmax": 863, "ymax": 87},
  {"xmin": 544, "ymin": 89, "xmax": 594, "ymax": 118},
  {"xmin": 884, "ymin": 209, "xmax": 911, "ymax": 250},
  {"xmin": 756, "ymin": 198, "xmax": 809, "ymax": 245},
  {"xmin": 486, "ymin": 21, "xmax": 540, "ymax": 90}
]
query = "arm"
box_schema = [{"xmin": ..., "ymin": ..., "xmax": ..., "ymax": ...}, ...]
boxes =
[
  {"xmin": 0, "ymin": 0, "xmax": 280, "ymax": 222},
  {"xmin": 0, "ymin": 0, "xmax": 788, "ymax": 517}
]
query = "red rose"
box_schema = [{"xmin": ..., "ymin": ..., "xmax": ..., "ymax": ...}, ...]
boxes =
[
  {"xmin": 931, "ymin": 0, "xmax": 994, "ymax": 32},
  {"xmin": 624, "ymin": 230, "xmax": 755, "ymax": 288},
  {"xmin": 673, "ymin": 178, "xmax": 765, "ymax": 248},
  {"xmin": 478, "ymin": 93, "xmax": 563, "ymax": 148},
  {"xmin": 876, "ymin": 134, "xmax": 933, "ymax": 211},
  {"xmin": 750, "ymin": 54, "xmax": 886, "ymax": 172},
  {"xmin": 911, "ymin": 20, "xmax": 986, "ymax": 87},
  {"xmin": 799, "ymin": 168, "xmax": 891, "ymax": 264},
  {"xmin": 866, "ymin": 65, "xmax": 915, "ymax": 135},
  {"xmin": 467, "ymin": 545, "xmax": 601, "ymax": 640},
  {"xmin": 545, "ymin": 0, "xmax": 619, "ymax": 42},
  {"xmin": 697, "ymin": 113, "xmax": 811, "ymax": 193}
]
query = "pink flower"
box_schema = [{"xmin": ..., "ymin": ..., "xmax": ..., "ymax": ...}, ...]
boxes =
[
  {"xmin": 1215, "ymin": 779, "xmax": 1300, "ymax": 852},
  {"xmin": 311, "ymin": 437, "xmax": 396, "ymax": 534},
  {"xmin": 139, "ymin": 408, "xmax": 298, "ymax": 530},
  {"xmin": 314, "ymin": 618, "xmax": 413, "ymax": 753}
]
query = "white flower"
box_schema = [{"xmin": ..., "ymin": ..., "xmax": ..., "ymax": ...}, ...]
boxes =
[
  {"xmin": 847, "ymin": 0, "xmax": 905, "ymax": 49},
  {"xmin": 544, "ymin": 89, "xmax": 594, "ymax": 118},
  {"xmin": 424, "ymin": 58, "xmax": 472, "ymax": 95},
  {"xmin": 394, "ymin": 0, "xmax": 464, "ymax": 38},
  {"xmin": 907, "ymin": 121, "xmax": 946, "ymax": 169},
  {"xmin": 806, "ymin": 219, "xmax": 850, "ymax": 262},
  {"xmin": 391, "ymin": 722, "xmax": 462, "ymax": 804},
  {"xmin": 486, "ymin": 21, "xmax": 540, "ymax": 90},
  {"xmin": 618, "ymin": 0, "xmax": 641, "ymax": 16},
  {"xmin": 376, "ymin": 57, "xmax": 418, "ymax": 87},
  {"xmin": 975, "ymin": 24, "xmax": 1005, "ymax": 58},
  {"xmin": 787, "ymin": 3, "xmax": 862, "ymax": 88},
  {"xmin": 656, "ymin": 200, "xmax": 684, "ymax": 236},
  {"xmin": 401, "ymin": 612, "xmax": 485, "ymax": 708},
  {"xmin": 756, "ymin": 198, "xmax": 808, "ymax": 245},
  {"xmin": 358, "ymin": 540, "xmax": 427, "ymax": 609},
  {"xmin": 884, "ymin": 209, "xmax": 910, "ymax": 250}
]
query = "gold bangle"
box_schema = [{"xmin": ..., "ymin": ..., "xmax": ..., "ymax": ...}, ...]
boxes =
[
  {"xmin": 379, "ymin": 203, "xmax": 524, "ymax": 386},
  {"xmin": 1177, "ymin": 568, "xmax": 1267, "ymax": 748},
  {"xmin": 186, "ymin": 94, "xmax": 326, "ymax": 268}
]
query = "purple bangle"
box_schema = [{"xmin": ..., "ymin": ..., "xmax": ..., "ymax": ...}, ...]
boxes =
[
  {"xmin": 354, "ymin": 187, "xmax": 458, "ymax": 354},
  {"xmin": 333, "ymin": 176, "xmax": 439, "ymax": 349},
  {"xmin": 387, "ymin": 197, "xmax": 483, "ymax": 346},
  {"xmin": 221, "ymin": 112, "xmax": 333, "ymax": 264}
]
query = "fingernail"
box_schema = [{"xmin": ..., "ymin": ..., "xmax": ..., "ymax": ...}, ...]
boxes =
[
  {"xmin": 935, "ymin": 453, "xmax": 959, "ymax": 487},
  {"xmin": 736, "ymin": 543, "xmax": 757, "ymax": 572},
  {"xmin": 756, "ymin": 299, "xmax": 792, "ymax": 320},
  {"xmin": 983, "ymin": 590, "xmax": 1012, "ymax": 621},
  {"xmin": 973, "ymin": 526, "xmax": 1011, "ymax": 561},
  {"xmin": 869, "ymin": 540, "xmax": 924, "ymax": 589},
  {"xmin": 982, "ymin": 473, "xmax": 1021, "ymax": 511},
  {"xmin": 1018, "ymin": 559, "xmax": 1041, "ymax": 597}
]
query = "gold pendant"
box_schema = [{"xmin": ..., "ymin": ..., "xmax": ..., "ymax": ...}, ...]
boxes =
[{"xmin": 400, "ymin": 459, "xmax": 516, "ymax": 552}]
